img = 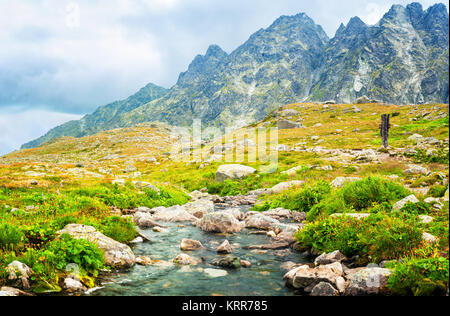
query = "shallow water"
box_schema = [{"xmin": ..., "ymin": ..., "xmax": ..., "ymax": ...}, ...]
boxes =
[{"xmin": 90, "ymin": 206, "xmax": 306, "ymax": 296}]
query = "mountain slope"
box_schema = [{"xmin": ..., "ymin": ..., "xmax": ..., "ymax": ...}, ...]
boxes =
[
  {"xmin": 115, "ymin": 13, "xmax": 329, "ymax": 130},
  {"xmin": 309, "ymin": 3, "xmax": 449, "ymax": 103},
  {"xmin": 21, "ymin": 83, "xmax": 168, "ymax": 149}
]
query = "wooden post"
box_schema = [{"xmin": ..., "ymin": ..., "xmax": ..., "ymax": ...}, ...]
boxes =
[{"xmin": 380, "ymin": 114, "xmax": 390, "ymax": 148}]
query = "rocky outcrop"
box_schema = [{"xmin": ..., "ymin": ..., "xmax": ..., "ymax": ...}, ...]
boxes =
[{"xmin": 57, "ymin": 224, "xmax": 136, "ymax": 269}]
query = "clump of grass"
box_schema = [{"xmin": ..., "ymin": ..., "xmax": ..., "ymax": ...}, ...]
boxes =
[{"xmin": 0, "ymin": 223, "xmax": 24, "ymax": 251}]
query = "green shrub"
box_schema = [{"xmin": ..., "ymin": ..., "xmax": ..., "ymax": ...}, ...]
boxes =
[
  {"xmin": 99, "ymin": 216, "xmax": 138, "ymax": 244},
  {"xmin": 258, "ymin": 181, "xmax": 331, "ymax": 213},
  {"xmin": 295, "ymin": 214, "xmax": 423, "ymax": 263},
  {"xmin": 22, "ymin": 234, "xmax": 105, "ymax": 280},
  {"xmin": 306, "ymin": 195, "xmax": 349, "ymax": 221},
  {"xmin": 0, "ymin": 223, "xmax": 24, "ymax": 250},
  {"xmin": 400, "ymin": 201, "xmax": 431, "ymax": 216},
  {"xmin": 340, "ymin": 177, "xmax": 409, "ymax": 211},
  {"xmin": 428, "ymin": 185, "xmax": 447, "ymax": 198},
  {"xmin": 387, "ymin": 257, "xmax": 449, "ymax": 296}
]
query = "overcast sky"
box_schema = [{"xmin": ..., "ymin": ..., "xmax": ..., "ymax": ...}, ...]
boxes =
[{"xmin": 0, "ymin": 0, "xmax": 448, "ymax": 155}]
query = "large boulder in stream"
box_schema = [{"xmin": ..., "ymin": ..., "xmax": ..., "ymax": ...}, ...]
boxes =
[
  {"xmin": 183, "ymin": 199, "xmax": 215, "ymax": 217},
  {"xmin": 198, "ymin": 212, "xmax": 244, "ymax": 233},
  {"xmin": 133, "ymin": 212, "xmax": 164, "ymax": 228},
  {"xmin": 57, "ymin": 224, "xmax": 136, "ymax": 269},
  {"xmin": 152, "ymin": 205, "xmax": 198, "ymax": 222}
]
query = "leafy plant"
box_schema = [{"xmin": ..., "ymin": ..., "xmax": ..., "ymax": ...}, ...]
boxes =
[{"xmin": 387, "ymin": 257, "xmax": 449, "ymax": 296}]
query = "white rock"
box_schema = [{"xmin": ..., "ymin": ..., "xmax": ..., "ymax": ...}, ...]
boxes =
[
  {"xmin": 215, "ymin": 164, "xmax": 256, "ymax": 182},
  {"xmin": 330, "ymin": 177, "xmax": 361, "ymax": 188},
  {"xmin": 392, "ymin": 195, "xmax": 419, "ymax": 212},
  {"xmin": 204, "ymin": 268, "xmax": 228, "ymax": 278}
]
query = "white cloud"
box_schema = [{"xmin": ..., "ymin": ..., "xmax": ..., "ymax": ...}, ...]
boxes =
[
  {"xmin": 0, "ymin": 107, "xmax": 82, "ymax": 156},
  {"xmin": 361, "ymin": 3, "xmax": 390, "ymax": 25}
]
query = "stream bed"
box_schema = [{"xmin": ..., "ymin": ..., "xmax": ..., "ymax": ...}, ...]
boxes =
[{"xmin": 89, "ymin": 206, "xmax": 307, "ymax": 296}]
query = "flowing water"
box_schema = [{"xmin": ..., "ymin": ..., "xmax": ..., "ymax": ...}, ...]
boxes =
[{"xmin": 90, "ymin": 206, "xmax": 307, "ymax": 296}]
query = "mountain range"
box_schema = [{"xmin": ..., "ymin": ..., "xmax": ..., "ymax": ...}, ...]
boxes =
[{"xmin": 22, "ymin": 2, "xmax": 449, "ymax": 149}]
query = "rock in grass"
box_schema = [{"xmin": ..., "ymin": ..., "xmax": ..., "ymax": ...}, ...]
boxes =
[
  {"xmin": 330, "ymin": 177, "xmax": 361, "ymax": 188},
  {"xmin": 57, "ymin": 224, "xmax": 136, "ymax": 269},
  {"xmin": 422, "ymin": 232, "xmax": 438, "ymax": 245},
  {"xmin": 277, "ymin": 120, "xmax": 305, "ymax": 130},
  {"xmin": 418, "ymin": 215, "xmax": 434, "ymax": 224},
  {"xmin": 180, "ymin": 239, "xmax": 205, "ymax": 251},
  {"xmin": 404, "ymin": 165, "xmax": 430, "ymax": 175},
  {"xmin": 392, "ymin": 195, "xmax": 419, "ymax": 212},
  {"xmin": 270, "ymin": 180, "xmax": 304, "ymax": 194},
  {"xmin": 215, "ymin": 164, "xmax": 256, "ymax": 182}
]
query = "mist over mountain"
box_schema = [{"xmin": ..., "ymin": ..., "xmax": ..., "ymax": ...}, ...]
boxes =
[{"xmin": 22, "ymin": 2, "xmax": 449, "ymax": 149}]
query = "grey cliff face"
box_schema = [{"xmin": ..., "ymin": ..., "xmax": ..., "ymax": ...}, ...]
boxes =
[{"xmin": 310, "ymin": 2, "xmax": 449, "ymax": 104}]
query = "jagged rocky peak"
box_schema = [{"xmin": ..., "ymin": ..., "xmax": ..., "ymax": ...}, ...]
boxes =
[
  {"xmin": 335, "ymin": 16, "xmax": 367, "ymax": 38},
  {"xmin": 266, "ymin": 12, "xmax": 329, "ymax": 43},
  {"xmin": 177, "ymin": 44, "xmax": 228, "ymax": 85},
  {"xmin": 205, "ymin": 44, "xmax": 228, "ymax": 60}
]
